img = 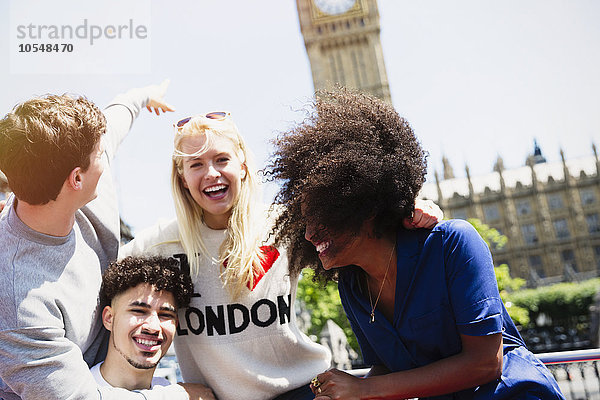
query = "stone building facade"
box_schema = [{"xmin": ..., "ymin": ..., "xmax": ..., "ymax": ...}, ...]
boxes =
[{"xmin": 420, "ymin": 143, "xmax": 600, "ymax": 287}]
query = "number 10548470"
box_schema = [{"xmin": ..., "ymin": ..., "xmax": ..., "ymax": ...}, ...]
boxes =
[{"xmin": 18, "ymin": 43, "xmax": 73, "ymax": 52}]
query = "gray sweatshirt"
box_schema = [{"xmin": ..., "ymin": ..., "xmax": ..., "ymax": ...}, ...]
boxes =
[{"xmin": 0, "ymin": 87, "xmax": 188, "ymax": 400}]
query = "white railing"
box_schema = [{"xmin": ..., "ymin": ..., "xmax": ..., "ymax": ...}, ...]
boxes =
[
  {"xmin": 539, "ymin": 349, "xmax": 600, "ymax": 400},
  {"xmin": 157, "ymin": 348, "xmax": 600, "ymax": 399},
  {"xmin": 345, "ymin": 349, "xmax": 600, "ymax": 400}
]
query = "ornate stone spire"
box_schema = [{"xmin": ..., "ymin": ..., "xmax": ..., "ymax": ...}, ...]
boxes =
[
  {"xmin": 442, "ymin": 156, "xmax": 455, "ymax": 180},
  {"xmin": 494, "ymin": 155, "xmax": 506, "ymax": 193},
  {"xmin": 465, "ymin": 164, "xmax": 474, "ymax": 198},
  {"xmin": 434, "ymin": 170, "xmax": 443, "ymax": 202}
]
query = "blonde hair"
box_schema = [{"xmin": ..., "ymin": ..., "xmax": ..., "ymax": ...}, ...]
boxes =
[{"xmin": 171, "ymin": 115, "xmax": 265, "ymax": 298}]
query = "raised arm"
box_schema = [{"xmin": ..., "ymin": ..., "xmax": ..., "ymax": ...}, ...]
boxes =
[{"xmin": 102, "ymin": 79, "xmax": 174, "ymax": 161}]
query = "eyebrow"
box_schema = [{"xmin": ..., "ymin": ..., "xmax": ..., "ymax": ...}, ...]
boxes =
[
  {"xmin": 185, "ymin": 151, "xmax": 231, "ymax": 161},
  {"xmin": 183, "ymin": 156, "xmax": 202, "ymax": 163},
  {"xmin": 129, "ymin": 301, "xmax": 177, "ymax": 313}
]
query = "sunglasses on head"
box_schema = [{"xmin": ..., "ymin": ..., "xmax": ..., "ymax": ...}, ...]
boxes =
[{"xmin": 175, "ymin": 112, "xmax": 229, "ymax": 128}]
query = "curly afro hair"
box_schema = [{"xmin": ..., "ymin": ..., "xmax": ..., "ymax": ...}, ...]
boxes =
[
  {"xmin": 266, "ymin": 88, "xmax": 427, "ymax": 280},
  {"xmin": 100, "ymin": 256, "xmax": 194, "ymax": 309}
]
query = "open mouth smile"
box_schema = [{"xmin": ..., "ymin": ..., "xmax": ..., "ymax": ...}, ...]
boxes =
[
  {"xmin": 315, "ymin": 241, "xmax": 331, "ymax": 254},
  {"xmin": 133, "ymin": 336, "xmax": 163, "ymax": 352},
  {"xmin": 203, "ymin": 184, "xmax": 229, "ymax": 199}
]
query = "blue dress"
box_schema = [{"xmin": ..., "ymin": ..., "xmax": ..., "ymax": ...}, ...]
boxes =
[{"xmin": 338, "ymin": 220, "xmax": 564, "ymax": 399}]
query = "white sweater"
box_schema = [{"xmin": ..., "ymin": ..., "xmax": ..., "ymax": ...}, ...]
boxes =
[{"xmin": 120, "ymin": 219, "xmax": 331, "ymax": 400}]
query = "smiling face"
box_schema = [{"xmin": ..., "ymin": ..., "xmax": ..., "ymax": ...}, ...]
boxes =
[
  {"xmin": 178, "ymin": 134, "xmax": 246, "ymax": 229},
  {"xmin": 304, "ymin": 219, "xmax": 366, "ymax": 270},
  {"xmin": 102, "ymin": 283, "xmax": 177, "ymax": 370}
]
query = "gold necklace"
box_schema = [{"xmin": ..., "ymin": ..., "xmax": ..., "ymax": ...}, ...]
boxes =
[{"xmin": 367, "ymin": 243, "xmax": 395, "ymax": 324}]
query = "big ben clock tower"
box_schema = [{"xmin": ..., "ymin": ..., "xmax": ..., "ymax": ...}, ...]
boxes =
[{"xmin": 296, "ymin": 0, "xmax": 392, "ymax": 103}]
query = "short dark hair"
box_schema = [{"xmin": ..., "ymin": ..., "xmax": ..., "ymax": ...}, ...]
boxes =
[
  {"xmin": 266, "ymin": 88, "xmax": 427, "ymax": 280},
  {"xmin": 100, "ymin": 256, "xmax": 194, "ymax": 309},
  {"xmin": 0, "ymin": 94, "xmax": 105, "ymax": 204}
]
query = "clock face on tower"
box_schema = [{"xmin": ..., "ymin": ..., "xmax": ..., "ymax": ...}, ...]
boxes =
[{"xmin": 313, "ymin": 0, "xmax": 356, "ymax": 15}]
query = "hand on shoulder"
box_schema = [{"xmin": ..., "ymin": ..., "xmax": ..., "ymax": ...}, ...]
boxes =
[{"xmin": 403, "ymin": 199, "xmax": 443, "ymax": 229}]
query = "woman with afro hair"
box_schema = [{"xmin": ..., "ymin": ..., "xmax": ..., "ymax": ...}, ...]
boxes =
[{"xmin": 267, "ymin": 88, "xmax": 564, "ymax": 400}]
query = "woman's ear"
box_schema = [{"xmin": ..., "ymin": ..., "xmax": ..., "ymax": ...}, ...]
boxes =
[
  {"xmin": 180, "ymin": 174, "xmax": 189, "ymax": 189},
  {"xmin": 241, "ymin": 164, "xmax": 247, "ymax": 180},
  {"xmin": 102, "ymin": 306, "xmax": 114, "ymax": 331}
]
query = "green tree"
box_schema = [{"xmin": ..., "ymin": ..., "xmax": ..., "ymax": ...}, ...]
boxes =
[
  {"xmin": 468, "ymin": 218, "xmax": 529, "ymax": 326},
  {"xmin": 467, "ymin": 218, "xmax": 508, "ymax": 251},
  {"xmin": 508, "ymin": 278, "xmax": 600, "ymax": 327},
  {"xmin": 297, "ymin": 268, "xmax": 359, "ymax": 351}
]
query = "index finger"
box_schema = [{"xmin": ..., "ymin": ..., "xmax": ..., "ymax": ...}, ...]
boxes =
[{"xmin": 159, "ymin": 103, "xmax": 176, "ymax": 112}]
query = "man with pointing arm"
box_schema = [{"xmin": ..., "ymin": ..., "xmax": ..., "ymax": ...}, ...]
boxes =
[{"xmin": 0, "ymin": 81, "xmax": 214, "ymax": 400}]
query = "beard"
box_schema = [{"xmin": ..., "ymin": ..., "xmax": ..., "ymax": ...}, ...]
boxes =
[{"xmin": 112, "ymin": 335, "xmax": 160, "ymax": 370}]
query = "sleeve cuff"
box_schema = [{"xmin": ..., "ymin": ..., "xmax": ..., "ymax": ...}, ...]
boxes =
[{"xmin": 455, "ymin": 297, "xmax": 504, "ymax": 336}]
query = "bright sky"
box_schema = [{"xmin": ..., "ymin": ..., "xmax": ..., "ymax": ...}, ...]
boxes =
[{"xmin": 1, "ymin": 0, "xmax": 599, "ymax": 233}]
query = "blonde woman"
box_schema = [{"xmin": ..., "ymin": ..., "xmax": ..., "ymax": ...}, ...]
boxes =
[{"xmin": 120, "ymin": 112, "xmax": 440, "ymax": 400}]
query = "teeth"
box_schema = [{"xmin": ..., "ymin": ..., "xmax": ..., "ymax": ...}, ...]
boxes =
[
  {"xmin": 204, "ymin": 184, "xmax": 227, "ymax": 193},
  {"xmin": 136, "ymin": 338, "xmax": 159, "ymax": 347},
  {"xmin": 316, "ymin": 241, "xmax": 330, "ymax": 253}
]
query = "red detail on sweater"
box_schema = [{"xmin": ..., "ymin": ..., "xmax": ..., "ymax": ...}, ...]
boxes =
[{"xmin": 248, "ymin": 246, "xmax": 280, "ymax": 290}]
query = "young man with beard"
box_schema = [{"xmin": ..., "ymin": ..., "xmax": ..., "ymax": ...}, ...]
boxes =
[{"xmin": 92, "ymin": 256, "xmax": 193, "ymax": 390}]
